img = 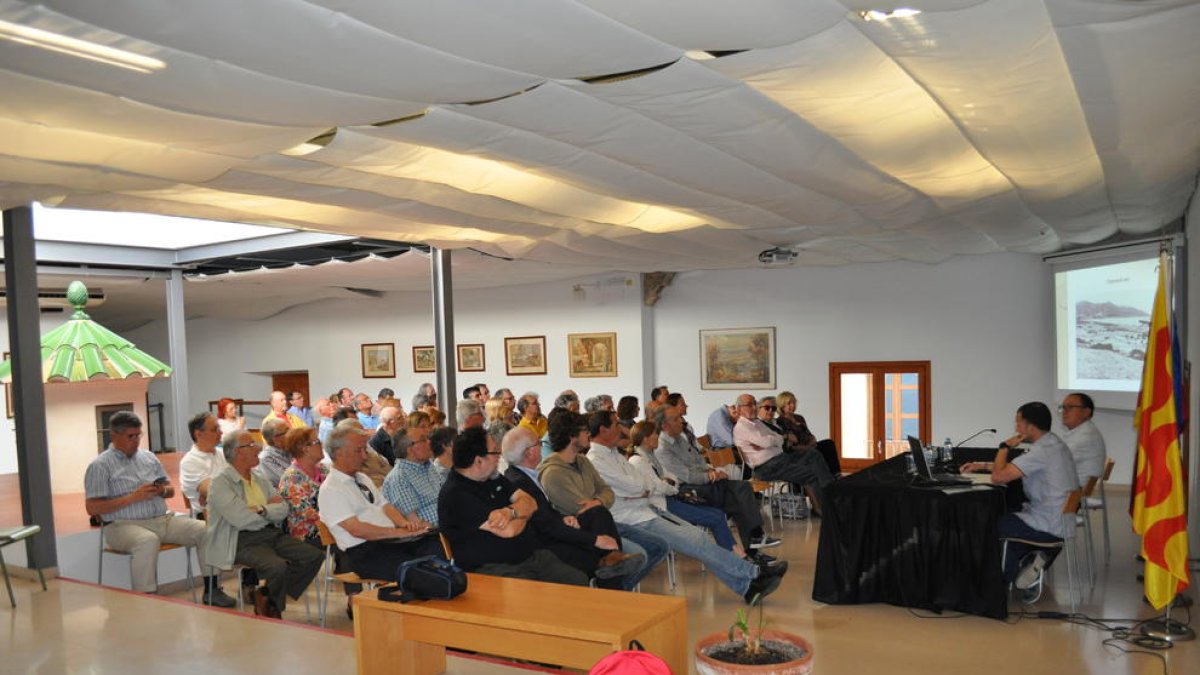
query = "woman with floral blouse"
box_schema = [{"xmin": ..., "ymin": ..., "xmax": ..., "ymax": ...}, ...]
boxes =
[{"xmin": 277, "ymin": 427, "xmax": 329, "ymax": 547}]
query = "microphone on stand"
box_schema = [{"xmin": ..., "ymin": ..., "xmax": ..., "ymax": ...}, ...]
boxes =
[{"xmin": 955, "ymin": 428, "xmax": 997, "ymax": 448}]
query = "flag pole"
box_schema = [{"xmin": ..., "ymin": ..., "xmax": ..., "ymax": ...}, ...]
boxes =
[{"xmin": 1141, "ymin": 597, "xmax": 1195, "ymax": 641}]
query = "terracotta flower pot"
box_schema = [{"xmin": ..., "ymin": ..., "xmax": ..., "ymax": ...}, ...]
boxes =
[{"xmin": 694, "ymin": 630, "xmax": 814, "ymax": 675}]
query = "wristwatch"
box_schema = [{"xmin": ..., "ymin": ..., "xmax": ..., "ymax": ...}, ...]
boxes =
[{"xmin": 999, "ymin": 442, "xmax": 1011, "ymax": 450}]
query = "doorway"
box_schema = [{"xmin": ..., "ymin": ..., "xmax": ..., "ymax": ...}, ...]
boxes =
[
  {"xmin": 829, "ymin": 361, "xmax": 931, "ymax": 472},
  {"xmin": 271, "ymin": 372, "xmax": 310, "ymax": 406}
]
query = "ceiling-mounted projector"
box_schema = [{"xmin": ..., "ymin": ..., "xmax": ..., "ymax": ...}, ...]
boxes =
[{"xmin": 758, "ymin": 247, "xmax": 798, "ymax": 265}]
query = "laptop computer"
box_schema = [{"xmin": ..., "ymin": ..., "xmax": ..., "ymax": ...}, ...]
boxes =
[{"xmin": 907, "ymin": 436, "xmax": 970, "ymax": 485}]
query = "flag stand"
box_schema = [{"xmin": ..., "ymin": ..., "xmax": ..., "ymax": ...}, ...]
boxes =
[{"xmin": 1140, "ymin": 599, "xmax": 1195, "ymax": 642}]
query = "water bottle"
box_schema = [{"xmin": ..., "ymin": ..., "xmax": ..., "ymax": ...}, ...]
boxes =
[{"xmin": 941, "ymin": 437, "xmax": 953, "ymax": 465}]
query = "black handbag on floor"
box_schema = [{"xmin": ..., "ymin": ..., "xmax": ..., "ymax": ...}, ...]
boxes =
[{"xmin": 378, "ymin": 555, "xmax": 467, "ymax": 604}]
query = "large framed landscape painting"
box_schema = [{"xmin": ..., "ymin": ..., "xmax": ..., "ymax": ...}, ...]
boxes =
[
  {"xmin": 505, "ymin": 336, "xmax": 547, "ymax": 376},
  {"xmin": 700, "ymin": 327, "xmax": 776, "ymax": 390},
  {"xmin": 567, "ymin": 332, "xmax": 617, "ymax": 378}
]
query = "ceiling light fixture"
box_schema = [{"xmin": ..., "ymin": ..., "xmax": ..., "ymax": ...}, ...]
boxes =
[
  {"xmin": 0, "ymin": 19, "xmax": 165, "ymax": 73},
  {"xmin": 858, "ymin": 8, "xmax": 922, "ymax": 22}
]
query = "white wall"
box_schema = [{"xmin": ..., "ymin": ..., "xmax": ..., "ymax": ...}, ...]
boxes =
[
  {"xmin": 654, "ymin": 252, "xmax": 1058, "ymax": 448},
  {"xmin": 125, "ymin": 272, "xmax": 646, "ymax": 445},
  {"xmin": 44, "ymin": 378, "xmax": 149, "ymax": 494},
  {"xmin": 0, "ymin": 314, "xmax": 70, "ymax": 474}
]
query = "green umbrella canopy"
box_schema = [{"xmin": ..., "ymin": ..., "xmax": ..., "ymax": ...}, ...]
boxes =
[{"xmin": 0, "ymin": 281, "xmax": 172, "ymax": 383}]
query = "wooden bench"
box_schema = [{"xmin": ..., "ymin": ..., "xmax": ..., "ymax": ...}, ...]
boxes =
[{"xmin": 353, "ymin": 573, "xmax": 688, "ymax": 675}]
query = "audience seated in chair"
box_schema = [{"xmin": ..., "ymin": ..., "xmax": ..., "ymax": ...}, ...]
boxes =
[
  {"xmin": 318, "ymin": 423, "xmax": 442, "ymax": 586},
  {"xmin": 277, "ymin": 427, "xmax": 330, "ymax": 547},
  {"xmin": 382, "ymin": 434, "xmax": 447, "ymax": 526},
  {"xmin": 256, "ymin": 418, "xmax": 292, "ymax": 488},
  {"xmin": 84, "ymin": 411, "xmax": 227, "ymax": 606},
  {"xmin": 733, "ymin": 394, "xmax": 833, "ymax": 514},
  {"xmin": 501, "ymin": 426, "xmax": 648, "ymax": 590},
  {"xmin": 438, "ymin": 427, "xmax": 588, "ymax": 586},
  {"xmin": 205, "ymin": 429, "xmax": 324, "ymax": 619}
]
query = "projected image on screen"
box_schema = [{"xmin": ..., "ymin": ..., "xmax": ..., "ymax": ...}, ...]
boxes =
[{"xmin": 1055, "ymin": 257, "xmax": 1157, "ymax": 392}]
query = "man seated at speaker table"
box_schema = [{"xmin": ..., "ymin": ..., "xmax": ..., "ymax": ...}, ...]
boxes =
[
  {"xmin": 319, "ymin": 423, "xmax": 441, "ymax": 587},
  {"xmin": 85, "ymin": 411, "xmax": 229, "ymax": 606},
  {"xmin": 733, "ymin": 394, "xmax": 834, "ymax": 514},
  {"xmin": 960, "ymin": 401, "xmax": 1079, "ymax": 603},
  {"xmin": 438, "ymin": 427, "xmax": 588, "ymax": 586},
  {"xmin": 1058, "ymin": 392, "xmax": 1108, "ymax": 487},
  {"xmin": 502, "ymin": 425, "xmax": 648, "ymax": 589},
  {"xmin": 382, "ymin": 434, "xmax": 447, "ymax": 526},
  {"xmin": 205, "ymin": 430, "xmax": 324, "ymax": 619}
]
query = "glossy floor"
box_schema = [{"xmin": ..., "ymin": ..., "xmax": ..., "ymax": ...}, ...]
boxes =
[{"xmin": 4, "ymin": 497, "xmax": 1195, "ymax": 674}]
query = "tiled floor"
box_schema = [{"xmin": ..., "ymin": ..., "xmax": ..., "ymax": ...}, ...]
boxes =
[{"xmin": 4, "ymin": 492, "xmax": 1196, "ymax": 674}]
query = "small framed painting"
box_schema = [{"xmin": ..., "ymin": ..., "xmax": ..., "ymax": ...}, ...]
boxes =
[
  {"xmin": 412, "ymin": 345, "xmax": 436, "ymax": 373},
  {"xmin": 457, "ymin": 344, "xmax": 485, "ymax": 372},
  {"xmin": 361, "ymin": 343, "xmax": 396, "ymax": 378},
  {"xmin": 567, "ymin": 332, "xmax": 617, "ymax": 378},
  {"xmin": 700, "ymin": 327, "xmax": 776, "ymax": 390},
  {"xmin": 504, "ymin": 336, "xmax": 547, "ymax": 376}
]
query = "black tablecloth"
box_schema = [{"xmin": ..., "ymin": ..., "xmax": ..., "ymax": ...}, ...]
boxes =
[{"xmin": 812, "ymin": 454, "xmax": 1014, "ymax": 619}]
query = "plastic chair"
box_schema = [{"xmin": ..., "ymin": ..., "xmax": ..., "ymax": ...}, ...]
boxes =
[
  {"xmin": 1001, "ymin": 489, "xmax": 1082, "ymax": 613},
  {"xmin": 1082, "ymin": 458, "xmax": 1116, "ymax": 563},
  {"xmin": 97, "ymin": 520, "xmax": 197, "ymax": 602},
  {"xmin": 1, "ymin": 525, "xmax": 47, "ymax": 607}
]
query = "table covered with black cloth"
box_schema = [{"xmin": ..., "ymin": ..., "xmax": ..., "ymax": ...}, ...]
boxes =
[{"xmin": 811, "ymin": 453, "xmax": 1012, "ymax": 619}]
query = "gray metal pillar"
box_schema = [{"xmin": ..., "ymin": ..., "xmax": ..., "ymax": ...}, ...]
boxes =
[
  {"xmin": 165, "ymin": 269, "xmax": 190, "ymax": 451},
  {"xmin": 431, "ymin": 249, "xmax": 457, "ymax": 423},
  {"xmin": 640, "ymin": 295, "xmax": 657, "ymax": 405},
  {"xmin": 3, "ymin": 206, "xmax": 57, "ymax": 568}
]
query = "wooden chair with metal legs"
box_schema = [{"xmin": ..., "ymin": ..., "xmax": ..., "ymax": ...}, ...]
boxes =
[
  {"xmin": 96, "ymin": 520, "xmax": 197, "ymax": 602},
  {"xmin": 1082, "ymin": 458, "xmax": 1116, "ymax": 563},
  {"xmin": 731, "ymin": 446, "xmax": 790, "ymax": 531},
  {"xmin": 1001, "ymin": 489, "xmax": 1083, "ymax": 613},
  {"xmin": 1, "ymin": 525, "xmax": 47, "ymax": 607},
  {"xmin": 315, "ymin": 521, "xmax": 390, "ymax": 627}
]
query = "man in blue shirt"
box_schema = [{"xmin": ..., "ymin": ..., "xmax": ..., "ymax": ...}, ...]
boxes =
[{"xmin": 287, "ymin": 391, "xmax": 315, "ymax": 427}]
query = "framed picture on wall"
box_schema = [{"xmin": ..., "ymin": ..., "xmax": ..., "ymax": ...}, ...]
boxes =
[
  {"xmin": 457, "ymin": 344, "xmax": 485, "ymax": 372},
  {"xmin": 361, "ymin": 343, "xmax": 396, "ymax": 378},
  {"xmin": 412, "ymin": 345, "xmax": 436, "ymax": 373},
  {"xmin": 567, "ymin": 332, "xmax": 617, "ymax": 377},
  {"xmin": 699, "ymin": 327, "xmax": 776, "ymax": 390},
  {"xmin": 504, "ymin": 336, "xmax": 547, "ymax": 376}
]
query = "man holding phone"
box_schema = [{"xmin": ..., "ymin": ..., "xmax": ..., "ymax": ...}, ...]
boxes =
[{"xmin": 85, "ymin": 411, "xmax": 213, "ymax": 600}]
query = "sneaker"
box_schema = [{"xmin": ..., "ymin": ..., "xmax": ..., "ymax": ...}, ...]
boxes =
[
  {"xmin": 202, "ymin": 587, "xmax": 237, "ymax": 608},
  {"xmin": 743, "ymin": 566, "xmax": 785, "ymax": 604},
  {"xmin": 749, "ymin": 553, "xmax": 786, "ymax": 571},
  {"xmin": 1015, "ymin": 552, "xmax": 1047, "ymax": 590},
  {"xmin": 749, "ymin": 535, "xmax": 782, "ymax": 550},
  {"xmin": 1021, "ymin": 573, "xmax": 1044, "ymax": 604}
]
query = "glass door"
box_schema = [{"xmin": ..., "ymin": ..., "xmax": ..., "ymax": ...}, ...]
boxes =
[{"xmin": 830, "ymin": 361, "xmax": 930, "ymax": 472}]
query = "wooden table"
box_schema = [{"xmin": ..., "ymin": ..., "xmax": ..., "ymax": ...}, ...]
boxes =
[{"xmin": 353, "ymin": 573, "xmax": 688, "ymax": 674}]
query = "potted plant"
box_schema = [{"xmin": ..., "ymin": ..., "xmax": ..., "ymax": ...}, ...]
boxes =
[{"xmin": 694, "ymin": 595, "xmax": 813, "ymax": 674}]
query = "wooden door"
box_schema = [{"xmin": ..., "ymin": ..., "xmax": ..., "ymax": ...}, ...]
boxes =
[
  {"xmin": 829, "ymin": 361, "xmax": 930, "ymax": 472},
  {"xmin": 271, "ymin": 372, "xmax": 310, "ymax": 403}
]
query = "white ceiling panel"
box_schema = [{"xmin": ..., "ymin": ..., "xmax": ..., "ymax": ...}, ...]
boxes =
[{"xmin": 0, "ymin": 0, "xmax": 1191, "ymax": 279}]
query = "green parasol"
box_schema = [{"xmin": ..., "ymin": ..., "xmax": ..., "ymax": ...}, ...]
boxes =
[{"xmin": 0, "ymin": 281, "xmax": 171, "ymax": 383}]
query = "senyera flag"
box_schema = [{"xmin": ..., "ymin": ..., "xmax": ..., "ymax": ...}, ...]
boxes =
[{"xmin": 1131, "ymin": 252, "xmax": 1190, "ymax": 610}]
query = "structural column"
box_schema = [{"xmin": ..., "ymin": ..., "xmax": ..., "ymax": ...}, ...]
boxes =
[
  {"xmin": 3, "ymin": 206, "xmax": 57, "ymax": 568},
  {"xmin": 430, "ymin": 248, "xmax": 457, "ymax": 421},
  {"xmin": 165, "ymin": 269, "xmax": 190, "ymax": 451}
]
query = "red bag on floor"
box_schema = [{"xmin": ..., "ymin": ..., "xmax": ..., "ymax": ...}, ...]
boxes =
[{"xmin": 588, "ymin": 640, "xmax": 672, "ymax": 675}]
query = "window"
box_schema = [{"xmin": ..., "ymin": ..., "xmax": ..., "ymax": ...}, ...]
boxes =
[{"xmin": 96, "ymin": 403, "xmax": 134, "ymax": 452}]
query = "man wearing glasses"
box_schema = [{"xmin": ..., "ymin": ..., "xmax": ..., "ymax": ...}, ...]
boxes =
[
  {"xmin": 85, "ymin": 411, "xmax": 212, "ymax": 600},
  {"xmin": 205, "ymin": 430, "xmax": 324, "ymax": 618},
  {"xmin": 732, "ymin": 394, "xmax": 834, "ymax": 514},
  {"xmin": 1059, "ymin": 393, "xmax": 1107, "ymax": 487},
  {"xmin": 318, "ymin": 422, "xmax": 441, "ymax": 582}
]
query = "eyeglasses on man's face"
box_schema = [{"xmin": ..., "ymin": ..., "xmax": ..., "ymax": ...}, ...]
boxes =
[
  {"xmin": 759, "ymin": 405, "xmax": 777, "ymax": 412},
  {"xmin": 1057, "ymin": 404, "xmax": 1085, "ymax": 412}
]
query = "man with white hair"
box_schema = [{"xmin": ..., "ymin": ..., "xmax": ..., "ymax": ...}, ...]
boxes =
[
  {"xmin": 457, "ymin": 398, "xmax": 485, "ymax": 430},
  {"xmin": 256, "ymin": 418, "xmax": 292, "ymax": 488},
  {"xmin": 320, "ymin": 424, "xmax": 442, "ymax": 582},
  {"xmin": 313, "ymin": 397, "xmax": 335, "ymax": 445},
  {"xmin": 355, "ymin": 393, "xmax": 380, "ymax": 430},
  {"xmin": 369, "ymin": 406, "xmax": 405, "ymax": 465},
  {"xmin": 205, "ymin": 429, "xmax": 324, "ymax": 618},
  {"xmin": 733, "ymin": 393, "xmax": 833, "ymax": 514}
]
